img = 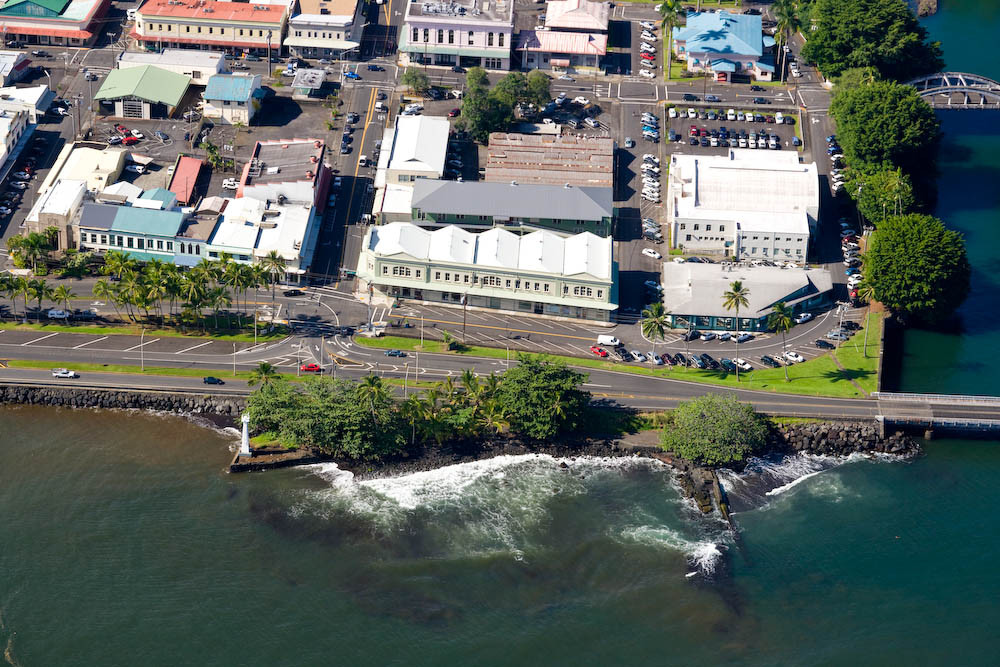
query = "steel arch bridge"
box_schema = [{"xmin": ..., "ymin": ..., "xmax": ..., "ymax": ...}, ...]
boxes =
[{"xmin": 905, "ymin": 72, "xmax": 1000, "ymax": 109}]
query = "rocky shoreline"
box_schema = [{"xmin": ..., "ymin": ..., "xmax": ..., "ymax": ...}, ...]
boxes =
[
  {"xmin": 917, "ymin": 0, "xmax": 938, "ymax": 18},
  {"xmin": 0, "ymin": 384, "xmax": 246, "ymax": 418}
]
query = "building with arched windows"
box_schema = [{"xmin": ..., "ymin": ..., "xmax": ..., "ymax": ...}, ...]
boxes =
[{"xmin": 399, "ymin": 0, "xmax": 514, "ymax": 70}]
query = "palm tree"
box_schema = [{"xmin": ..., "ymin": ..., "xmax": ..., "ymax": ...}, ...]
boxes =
[
  {"xmin": 659, "ymin": 0, "xmax": 685, "ymax": 80},
  {"xmin": 856, "ymin": 280, "xmax": 877, "ymax": 359},
  {"xmin": 208, "ymin": 286, "xmax": 232, "ymax": 330},
  {"xmin": 640, "ymin": 301, "xmax": 670, "ymax": 362},
  {"xmin": 0, "ymin": 274, "xmax": 12, "ymax": 320},
  {"xmin": 52, "ymin": 285, "xmax": 76, "ymax": 315},
  {"xmin": 722, "ymin": 280, "xmax": 751, "ymax": 381},
  {"xmin": 358, "ymin": 374, "xmax": 390, "ymax": 417},
  {"xmin": 11, "ymin": 276, "xmax": 28, "ymax": 322},
  {"xmin": 261, "ymin": 250, "xmax": 285, "ymax": 310},
  {"xmin": 102, "ymin": 250, "xmax": 136, "ymax": 281},
  {"xmin": 93, "ymin": 279, "xmax": 122, "ymax": 323},
  {"xmin": 247, "ymin": 362, "xmax": 280, "ymax": 387},
  {"xmin": 459, "ymin": 368, "xmax": 480, "ymax": 404},
  {"xmin": 767, "ymin": 302, "xmax": 795, "ymax": 382},
  {"xmin": 773, "ymin": 0, "xmax": 802, "ymax": 84},
  {"xmin": 27, "ymin": 279, "xmax": 53, "ymax": 322}
]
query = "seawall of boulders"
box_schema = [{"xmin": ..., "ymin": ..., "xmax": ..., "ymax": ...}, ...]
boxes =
[
  {"xmin": 772, "ymin": 420, "xmax": 919, "ymax": 457},
  {"xmin": 0, "ymin": 384, "xmax": 246, "ymax": 419}
]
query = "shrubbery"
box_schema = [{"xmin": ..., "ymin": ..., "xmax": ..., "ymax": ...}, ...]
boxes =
[{"xmin": 659, "ymin": 395, "xmax": 770, "ymax": 466}]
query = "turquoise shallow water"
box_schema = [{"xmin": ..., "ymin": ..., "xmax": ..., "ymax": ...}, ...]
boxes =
[{"xmin": 3, "ymin": 4, "xmax": 1000, "ymax": 665}]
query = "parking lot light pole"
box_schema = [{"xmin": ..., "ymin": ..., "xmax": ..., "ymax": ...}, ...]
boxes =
[
  {"xmin": 233, "ymin": 342, "xmax": 237, "ymax": 376},
  {"xmin": 140, "ymin": 328, "xmax": 145, "ymax": 371}
]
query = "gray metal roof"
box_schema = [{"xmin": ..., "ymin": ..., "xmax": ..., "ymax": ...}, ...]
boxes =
[
  {"xmin": 411, "ymin": 180, "xmax": 613, "ymax": 221},
  {"xmin": 78, "ymin": 203, "xmax": 119, "ymax": 231}
]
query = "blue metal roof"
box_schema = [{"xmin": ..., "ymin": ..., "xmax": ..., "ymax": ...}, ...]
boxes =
[
  {"xmin": 204, "ymin": 74, "xmax": 260, "ymax": 103},
  {"xmin": 673, "ymin": 10, "xmax": 763, "ymax": 58},
  {"xmin": 110, "ymin": 207, "xmax": 185, "ymax": 238},
  {"xmin": 710, "ymin": 59, "xmax": 737, "ymax": 73},
  {"xmin": 762, "ymin": 35, "xmax": 776, "ymax": 48},
  {"xmin": 140, "ymin": 187, "xmax": 176, "ymax": 206}
]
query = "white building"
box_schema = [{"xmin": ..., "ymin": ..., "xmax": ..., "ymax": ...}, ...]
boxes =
[
  {"xmin": 0, "ymin": 84, "xmax": 56, "ymax": 123},
  {"xmin": 0, "ymin": 107, "xmax": 27, "ymax": 169},
  {"xmin": 117, "ymin": 49, "xmax": 228, "ymax": 86},
  {"xmin": 356, "ymin": 222, "xmax": 617, "ymax": 322},
  {"xmin": 284, "ymin": 0, "xmax": 364, "ymax": 60},
  {"xmin": 238, "ymin": 137, "xmax": 331, "ymax": 207},
  {"xmin": 667, "ymin": 149, "xmax": 819, "ymax": 261},
  {"xmin": 399, "ymin": 0, "xmax": 515, "ymax": 70},
  {"xmin": 372, "ymin": 115, "xmax": 450, "ymax": 223},
  {"xmin": 0, "ymin": 50, "xmax": 31, "ymax": 85},
  {"xmin": 202, "ymin": 73, "xmax": 263, "ymax": 124}
]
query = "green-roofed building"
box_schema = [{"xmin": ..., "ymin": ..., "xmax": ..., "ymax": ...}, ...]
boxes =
[{"xmin": 94, "ymin": 65, "xmax": 190, "ymax": 119}]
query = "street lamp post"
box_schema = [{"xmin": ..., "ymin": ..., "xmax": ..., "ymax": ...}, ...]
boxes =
[
  {"xmin": 233, "ymin": 342, "xmax": 237, "ymax": 376},
  {"xmin": 403, "ymin": 363, "xmax": 409, "ymax": 397},
  {"xmin": 140, "ymin": 328, "xmax": 145, "ymax": 371}
]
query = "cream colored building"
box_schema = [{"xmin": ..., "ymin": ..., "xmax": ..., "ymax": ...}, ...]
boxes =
[
  {"xmin": 284, "ymin": 0, "xmax": 364, "ymax": 59},
  {"xmin": 132, "ymin": 0, "xmax": 289, "ymax": 55}
]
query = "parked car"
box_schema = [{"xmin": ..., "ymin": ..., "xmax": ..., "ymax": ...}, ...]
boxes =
[
  {"xmin": 641, "ymin": 248, "xmax": 662, "ymax": 260},
  {"xmin": 300, "ymin": 363, "xmax": 322, "ymax": 372},
  {"xmin": 203, "ymin": 376, "xmax": 225, "ymax": 385},
  {"xmin": 705, "ymin": 94, "xmax": 720, "ymax": 102},
  {"xmin": 720, "ymin": 358, "xmax": 738, "ymax": 372},
  {"xmin": 130, "ymin": 129, "xmax": 145, "ymax": 139},
  {"xmin": 736, "ymin": 333, "xmax": 753, "ymax": 344},
  {"xmin": 760, "ymin": 355, "xmax": 781, "ymax": 368},
  {"xmin": 344, "ymin": 71, "xmax": 361, "ymax": 80},
  {"xmin": 590, "ymin": 345, "xmax": 609, "ymax": 358},
  {"xmin": 783, "ymin": 350, "xmax": 805, "ymax": 363},
  {"xmin": 630, "ymin": 350, "xmax": 647, "ymax": 363},
  {"xmin": 700, "ymin": 332, "xmax": 717, "ymax": 341},
  {"xmin": 122, "ymin": 136, "xmax": 139, "ymax": 146},
  {"xmin": 815, "ymin": 339, "xmax": 835, "ymax": 350},
  {"xmin": 700, "ymin": 353, "xmax": 719, "ymax": 370},
  {"xmin": 734, "ymin": 358, "xmax": 753, "ymax": 372},
  {"xmin": 794, "ymin": 312, "xmax": 813, "ymax": 324}
]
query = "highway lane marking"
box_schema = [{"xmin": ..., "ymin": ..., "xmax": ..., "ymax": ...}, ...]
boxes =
[
  {"xmin": 21, "ymin": 333, "xmax": 59, "ymax": 346},
  {"xmin": 72, "ymin": 336, "xmax": 108, "ymax": 349},
  {"xmin": 123, "ymin": 338, "xmax": 159, "ymax": 352},
  {"xmin": 175, "ymin": 341, "xmax": 213, "ymax": 354}
]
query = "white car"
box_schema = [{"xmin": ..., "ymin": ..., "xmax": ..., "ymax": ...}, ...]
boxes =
[
  {"xmin": 794, "ymin": 312, "xmax": 813, "ymax": 324},
  {"xmin": 52, "ymin": 368, "xmax": 78, "ymax": 379},
  {"xmin": 639, "ymin": 69, "xmax": 656, "ymax": 79},
  {"xmin": 641, "ymin": 31, "xmax": 657, "ymax": 41},
  {"xmin": 642, "ymin": 248, "xmax": 662, "ymax": 260},
  {"xmin": 783, "ymin": 350, "xmax": 805, "ymax": 363},
  {"xmin": 643, "ymin": 154, "xmax": 659, "ymax": 164},
  {"xmin": 124, "ymin": 164, "xmax": 145, "ymax": 174},
  {"xmin": 47, "ymin": 309, "xmax": 71, "ymax": 319},
  {"xmin": 727, "ymin": 109, "xmax": 736, "ymax": 121},
  {"xmin": 130, "ymin": 129, "xmax": 144, "ymax": 139},
  {"xmin": 222, "ymin": 178, "xmax": 239, "ymax": 189},
  {"xmin": 640, "ymin": 21, "xmax": 656, "ymax": 30},
  {"xmin": 792, "ymin": 70, "xmax": 803, "ymax": 78},
  {"xmin": 734, "ymin": 358, "xmax": 753, "ymax": 372},
  {"xmin": 688, "ymin": 107, "xmax": 697, "ymax": 118},
  {"xmin": 641, "ymin": 164, "xmax": 659, "ymax": 172},
  {"xmin": 640, "ymin": 60, "xmax": 657, "ymax": 69},
  {"xmin": 573, "ymin": 96, "xmax": 589, "ymax": 105},
  {"xmin": 642, "ymin": 194, "xmax": 660, "ymax": 203},
  {"xmin": 630, "ymin": 350, "xmax": 648, "ymax": 363},
  {"xmin": 668, "ymin": 107, "xmax": 677, "ymax": 118},
  {"xmin": 640, "ymin": 43, "xmax": 656, "ymax": 53}
]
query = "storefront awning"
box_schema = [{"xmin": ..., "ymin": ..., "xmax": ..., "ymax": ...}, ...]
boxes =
[
  {"xmin": 551, "ymin": 58, "xmax": 570, "ymax": 67},
  {"xmin": 1, "ymin": 23, "xmax": 92, "ymax": 40}
]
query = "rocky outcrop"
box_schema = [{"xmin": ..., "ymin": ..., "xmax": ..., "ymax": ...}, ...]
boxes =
[
  {"xmin": 917, "ymin": 0, "xmax": 938, "ymax": 18},
  {"xmin": 771, "ymin": 420, "xmax": 919, "ymax": 457},
  {"xmin": 0, "ymin": 384, "xmax": 246, "ymax": 419}
]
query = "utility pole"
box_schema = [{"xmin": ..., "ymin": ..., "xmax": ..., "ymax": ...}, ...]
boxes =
[{"xmin": 233, "ymin": 342, "xmax": 237, "ymax": 376}]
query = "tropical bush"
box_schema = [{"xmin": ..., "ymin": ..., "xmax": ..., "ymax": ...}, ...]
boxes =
[{"xmin": 659, "ymin": 394, "xmax": 770, "ymax": 466}]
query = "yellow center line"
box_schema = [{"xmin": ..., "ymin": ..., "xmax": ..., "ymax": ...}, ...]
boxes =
[
  {"xmin": 387, "ymin": 314, "xmax": 595, "ymax": 341},
  {"xmin": 383, "ymin": 0, "xmax": 392, "ymax": 26}
]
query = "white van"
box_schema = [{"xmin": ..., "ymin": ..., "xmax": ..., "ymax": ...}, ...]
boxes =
[{"xmin": 597, "ymin": 335, "xmax": 621, "ymax": 347}]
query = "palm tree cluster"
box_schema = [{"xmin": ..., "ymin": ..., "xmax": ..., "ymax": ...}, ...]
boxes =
[
  {"xmin": 6, "ymin": 227, "xmax": 60, "ymax": 273},
  {"xmin": 773, "ymin": 0, "xmax": 803, "ymax": 83},
  {"xmin": 400, "ymin": 369, "xmax": 507, "ymax": 445},
  {"xmin": 91, "ymin": 249, "xmax": 288, "ymax": 331},
  {"xmin": 0, "ymin": 275, "xmax": 74, "ymax": 321}
]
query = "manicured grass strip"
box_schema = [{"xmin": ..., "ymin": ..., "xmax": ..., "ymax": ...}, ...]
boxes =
[
  {"xmin": 4, "ymin": 359, "xmax": 284, "ymax": 381},
  {"xmin": 0, "ymin": 321, "xmax": 289, "ymax": 343},
  {"xmin": 354, "ymin": 334, "xmax": 875, "ymax": 399},
  {"xmin": 833, "ymin": 311, "xmax": 882, "ymax": 394}
]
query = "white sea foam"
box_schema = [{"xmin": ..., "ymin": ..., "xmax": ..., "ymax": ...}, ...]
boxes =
[
  {"xmin": 618, "ymin": 525, "xmax": 724, "ymax": 574},
  {"xmin": 765, "ymin": 469, "xmax": 826, "ymax": 497}
]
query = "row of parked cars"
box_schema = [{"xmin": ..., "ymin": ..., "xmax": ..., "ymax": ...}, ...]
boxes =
[
  {"xmin": 671, "ymin": 106, "xmax": 794, "ymax": 126},
  {"xmin": 636, "ymin": 20, "xmax": 659, "ymax": 79},
  {"xmin": 684, "ymin": 124, "xmax": 789, "ymax": 150}
]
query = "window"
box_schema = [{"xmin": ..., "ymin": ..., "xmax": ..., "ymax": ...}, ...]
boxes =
[
  {"xmin": 597, "ymin": 290, "xmax": 603, "ymax": 298},
  {"xmin": 423, "ymin": 28, "xmax": 429, "ymax": 42},
  {"xmin": 195, "ymin": 246, "xmax": 200, "ymax": 255},
  {"xmin": 686, "ymin": 234, "xmax": 691, "ymax": 241},
  {"xmin": 137, "ymin": 239, "xmax": 144, "ymax": 250},
  {"xmin": 445, "ymin": 273, "xmax": 450, "ymax": 281},
  {"xmin": 186, "ymin": 26, "xmax": 191, "ymax": 33},
  {"xmin": 415, "ymin": 269, "xmax": 422, "ymax": 278},
  {"xmin": 117, "ymin": 236, "xmax": 123, "ymax": 246},
  {"xmin": 719, "ymin": 225, "xmax": 725, "ymax": 232},
  {"xmin": 197, "ymin": 26, "xmax": 201, "ymax": 33},
  {"xmin": 209, "ymin": 251, "xmax": 218, "ymax": 258},
  {"xmin": 383, "ymin": 266, "xmax": 389, "ymax": 274},
  {"xmin": 434, "ymin": 271, "xmax": 441, "ymax": 280},
  {"xmin": 127, "ymin": 238, "xmax": 134, "ymax": 248},
  {"xmin": 706, "ymin": 224, "xmax": 712, "ymax": 231},
  {"xmin": 166, "ymin": 242, "xmax": 173, "ymax": 251},
  {"xmin": 487, "ymin": 32, "xmax": 494, "ymax": 46},
  {"xmin": 752, "ymin": 235, "xmax": 759, "ymax": 240},
  {"xmin": 680, "ymin": 224, "xmax": 686, "ymax": 230},
  {"xmin": 484, "ymin": 58, "xmax": 502, "ymax": 69},
  {"xmin": 762, "ymin": 248, "xmax": 768, "ymax": 255},
  {"xmin": 463, "ymin": 275, "xmax": 469, "ymax": 283},
  {"xmin": 498, "ymin": 33, "xmax": 504, "ymax": 47},
  {"xmin": 100, "ymin": 234, "xmax": 107, "ymax": 245},
  {"xmin": 751, "ymin": 247, "xmax": 757, "ymax": 254},
  {"xmin": 506, "ymin": 279, "xmax": 512, "ymax": 288},
  {"xmin": 448, "ymin": 29, "xmax": 454, "ymax": 44},
  {"xmin": 468, "ymin": 30, "xmax": 474, "ymax": 45},
  {"xmin": 208, "ymin": 27, "xmax": 213, "ymax": 34},
  {"xmin": 157, "ymin": 240, "xmax": 163, "ymax": 250},
  {"xmin": 693, "ymin": 224, "xmax": 700, "ymax": 231},
  {"xmin": 437, "ymin": 29, "xmax": 443, "ymax": 42},
  {"xmin": 543, "ymin": 283, "xmax": 549, "ymax": 293}
]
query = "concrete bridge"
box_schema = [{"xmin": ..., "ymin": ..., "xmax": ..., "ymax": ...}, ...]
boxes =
[
  {"xmin": 875, "ymin": 392, "xmax": 1000, "ymax": 436},
  {"xmin": 905, "ymin": 71, "xmax": 1000, "ymax": 109}
]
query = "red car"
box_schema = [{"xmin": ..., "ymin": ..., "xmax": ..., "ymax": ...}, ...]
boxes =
[
  {"xmin": 640, "ymin": 52, "xmax": 656, "ymax": 61},
  {"xmin": 300, "ymin": 363, "xmax": 322, "ymax": 373},
  {"xmin": 122, "ymin": 136, "xmax": 139, "ymax": 146},
  {"xmin": 448, "ymin": 107, "xmax": 461, "ymax": 117},
  {"xmin": 589, "ymin": 345, "xmax": 608, "ymax": 358},
  {"xmin": 115, "ymin": 124, "xmax": 128, "ymax": 133},
  {"xmin": 689, "ymin": 125, "xmax": 699, "ymax": 137}
]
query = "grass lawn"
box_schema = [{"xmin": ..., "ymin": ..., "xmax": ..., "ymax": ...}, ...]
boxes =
[
  {"xmin": 355, "ymin": 332, "xmax": 879, "ymax": 400},
  {"xmin": 792, "ymin": 112, "xmax": 804, "ymax": 152},
  {"xmin": 833, "ymin": 311, "xmax": 882, "ymax": 395},
  {"xmin": 4, "ymin": 359, "xmax": 286, "ymax": 381},
  {"xmin": 0, "ymin": 321, "xmax": 290, "ymax": 343}
]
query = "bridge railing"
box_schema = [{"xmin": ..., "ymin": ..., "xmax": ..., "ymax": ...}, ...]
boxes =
[{"xmin": 874, "ymin": 391, "xmax": 1000, "ymax": 405}]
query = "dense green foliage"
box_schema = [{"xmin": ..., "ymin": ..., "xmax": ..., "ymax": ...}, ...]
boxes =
[
  {"xmin": 245, "ymin": 357, "xmax": 592, "ymax": 460},
  {"xmin": 801, "ymin": 0, "xmax": 943, "ymax": 81},
  {"xmin": 849, "ymin": 168, "xmax": 916, "ymax": 224},
  {"xmin": 863, "ymin": 214, "xmax": 970, "ymax": 325},
  {"xmin": 400, "ymin": 67, "xmax": 431, "ymax": 94},
  {"xmin": 659, "ymin": 394, "xmax": 770, "ymax": 466},
  {"xmin": 493, "ymin": 357, "xmax": 591, "ymax": 441},
  {"xmin": 830, "ymin": 80, "xmax": 940, "ymax": 177},
  {"xmin": 458, "ymin": 68, "xmax": 552, "ymax": 142}
]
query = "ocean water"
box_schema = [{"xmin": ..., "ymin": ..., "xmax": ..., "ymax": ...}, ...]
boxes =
[{"xmin": 3, "ymin": 3, "xmax": 1000, "ymax": 665}]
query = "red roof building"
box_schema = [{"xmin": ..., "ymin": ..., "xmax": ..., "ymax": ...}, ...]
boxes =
[
  {"xmin": 0, "ymin": 0, "xmax": 110, "ymax": 47},
  {"xmin": 133, "ymin": 0, "xmax": 289, "ymax": 54},
  {"xmin": 168, "ymin": 155, "xmax": 203, "ymax": 205}
]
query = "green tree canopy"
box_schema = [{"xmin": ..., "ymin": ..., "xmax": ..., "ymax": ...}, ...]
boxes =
[
  {"xmin": 864, "ymin": 213, "xmax": 970, "ymax": 325},
  {"xmin": 850, "ymin": 167, "xmax": 916, "ymax": 224},
  {"xmin": 465, "ymin": 66, "xmax": 489, "ymax": 92},
  {"xmin": 801, "ymin": 0, "xmax": 943, "ymax": 81},
  {"xmin": 659, "ymin": 394, "xmax": 770, "ymax": 466},
  {"xmin": 400, "ymin": 67, "xmax": 431, "ymax": 94},
  {"xmin": 830, "ymin": 79, "xmax": 939, "ymax": 178},
  {"xmin": 490, "ymin": 71, "xmax": 527, "ymax": 108},
  {"xmin": 493, "ymin": 357, "xmax": 590, "ymax": 441},
  {"xmin": 525, "ymin": 69, "xmax": 551, "ymax": 106}
]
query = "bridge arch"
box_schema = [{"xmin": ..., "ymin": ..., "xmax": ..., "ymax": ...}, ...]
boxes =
[{"xmin": 905, "ymin": 71, "xmax": 1000, "ymax": 108}]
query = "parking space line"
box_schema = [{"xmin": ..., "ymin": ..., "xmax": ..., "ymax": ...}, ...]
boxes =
[
  {"xmin": 176, "ymin": 341, "xmax": 213, "ymax": 354},
  {"xmin": 21, "ymin": 333, "xmax": 59, "ymax": 346},
  {"xmin": 123, "ymin": 338, "xmax": 159, "ymax": 352},
  {"xmin": 72, "ymin": 336, "xmax": 108, "ymax": 349}
]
